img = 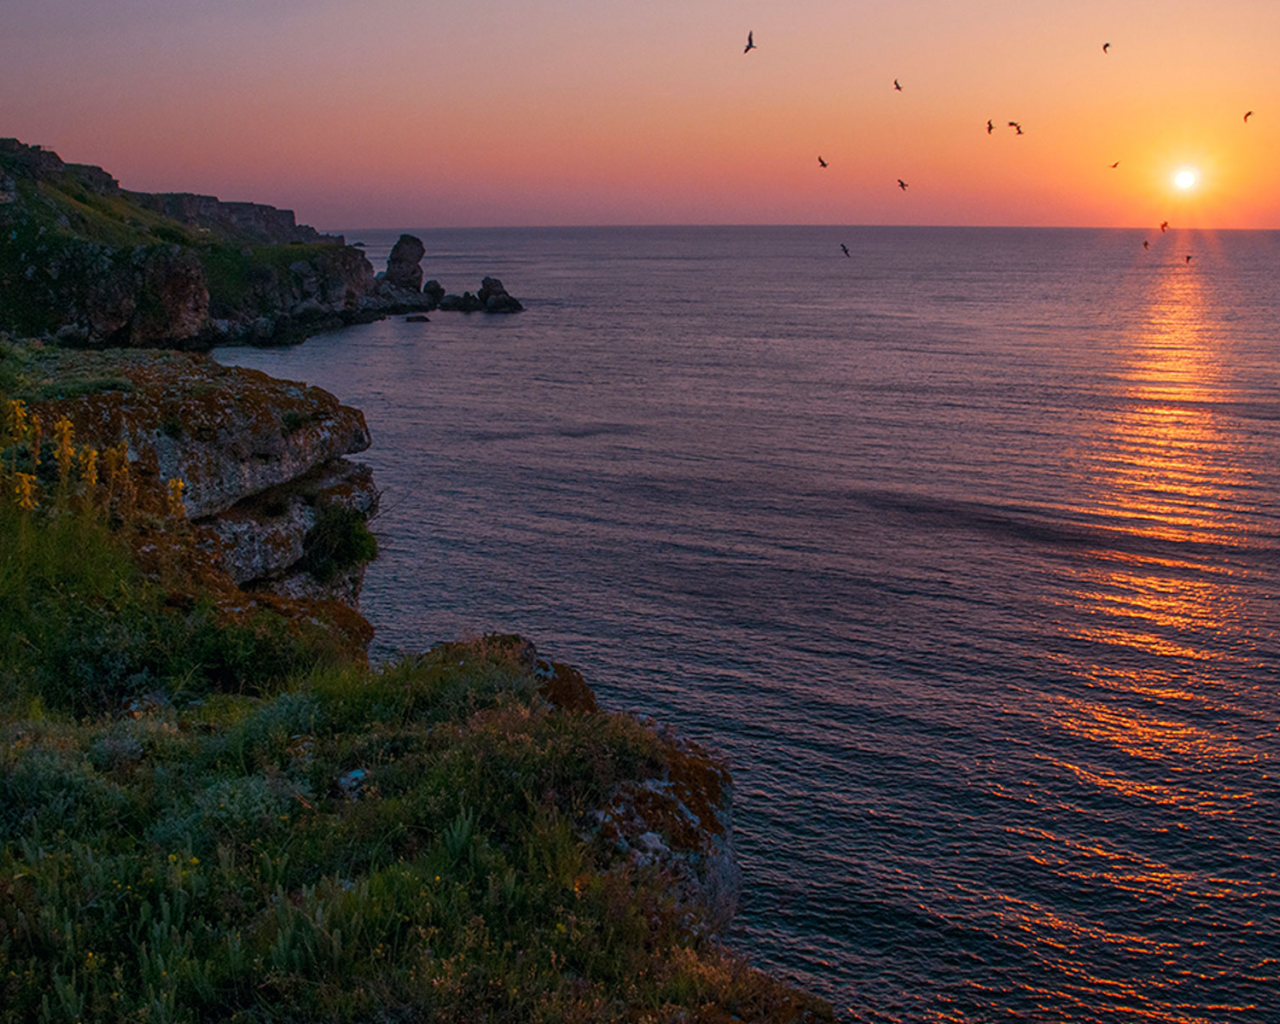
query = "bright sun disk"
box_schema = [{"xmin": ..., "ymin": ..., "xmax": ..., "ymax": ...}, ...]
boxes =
[{"xmin": 1174, "ymin": 169, "xmax": 1198, "ymax": 190}]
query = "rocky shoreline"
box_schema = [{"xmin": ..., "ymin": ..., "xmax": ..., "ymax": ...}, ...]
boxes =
[
  {"xmin": 0, "ymin": 138, "xmax": 830, "ymax": 1021},
  {"xmin": 0, "ymin": 138, "xmax": 523, "ymax": 351}
]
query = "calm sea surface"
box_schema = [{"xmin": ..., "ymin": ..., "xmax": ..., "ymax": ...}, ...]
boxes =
[{"xmin": 215, "ymin": 226, "xmax": 1280, "ymax": 1023}]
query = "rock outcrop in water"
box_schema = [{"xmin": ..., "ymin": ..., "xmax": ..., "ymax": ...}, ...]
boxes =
[
  {"xmin": 477, "ymin": 276, "xmax": 524, "ymax": 313},
  {"xmin": 383, "ymin": 233, "xmax": 426, "ymax": 292},
  {"xmin": 377, "ymin": 235, "xmax": 524, "ymax": 315}
]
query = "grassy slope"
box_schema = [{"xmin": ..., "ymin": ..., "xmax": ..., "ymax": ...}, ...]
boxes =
[{"xmin": 0, "ymin": 345, "xmax": 831, "ymax": 1024}]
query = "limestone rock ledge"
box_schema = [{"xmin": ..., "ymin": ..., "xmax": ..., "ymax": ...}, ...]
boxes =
[{"xmin": 25, "ymin": 347, "xmax": 379, "ymax": 615}]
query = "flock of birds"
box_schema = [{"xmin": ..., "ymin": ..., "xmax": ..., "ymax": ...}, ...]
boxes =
[{"xmin": 741, "ymin": 31, "xmax": 1257, "ymax": 261}]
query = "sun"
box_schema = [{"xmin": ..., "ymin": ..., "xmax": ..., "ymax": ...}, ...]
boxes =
[{"xmin": 1174, "ymin": 169, "xmax": 1198, "ymax": 190}]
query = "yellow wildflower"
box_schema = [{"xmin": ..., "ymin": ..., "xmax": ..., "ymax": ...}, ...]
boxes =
[
  {"xmin": 14, "ymin": 472, "xmax": 37, "ymax": 511},
  {"xmin": 54, "ymin": 416, "xmax": 75, "ymax": 486},
  {"xmin": 79, "ymin": 447, "xmax": 98, "ymax": 489},
  {"xmin": 28, "ymin": 412, "xmax": 42, "ymax": 469},
  {"xmin": 5, "ymin": 398, "xmax": 26, "ymax": 447},
  {"xmin": 166, "ymin": 478, "xmax": 186, "ymax": 518}
]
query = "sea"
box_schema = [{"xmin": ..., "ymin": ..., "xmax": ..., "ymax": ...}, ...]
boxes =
[{"xmin": 213, "ymin": 225, "xmax": 1280, "ymax": 1024}]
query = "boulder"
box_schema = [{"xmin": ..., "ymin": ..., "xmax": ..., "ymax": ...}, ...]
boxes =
[
  {"xmin": 437, "ymin": 291, "xmax": 483, "ymax": 312},
  {"xmin": 423, "ymin": 279, "xmax": 445, "ymax": 306},
  {"xmin": 384, "ymin": 233, "xmax": 426, "ymax": 292},
  {"xmin": 477, "ymin": 276, "xmax": 524, "ymax": 314}
]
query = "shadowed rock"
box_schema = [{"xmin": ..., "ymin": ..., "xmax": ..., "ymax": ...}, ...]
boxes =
[
  {"xmin": 437, "ymin": 291, "xmax": 483, "ymax": 312},
  {"xmin": 477, "ymin": 276, "xmax": 524, "ymax": 314},
  {"xmin": 385, "ymin": 233, "xmax": 426, "ymax": 292}
]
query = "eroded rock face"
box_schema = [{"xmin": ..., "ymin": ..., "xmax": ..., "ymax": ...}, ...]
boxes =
[
  {"xmin": 26, "ymin": 348, "xmax": 379, "ymax": 618},
  {"xmin": 596, "ymin": 729, "xmax": 742, "ymax": 934},
  {"xmin": 385, "ymin": 234, "xmax": 426, "ymax": 292}
]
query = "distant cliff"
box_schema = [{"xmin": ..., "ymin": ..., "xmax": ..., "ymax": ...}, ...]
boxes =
[
  {"xmin": 0, "ymin": 138, "xmax": 341, "ymax": 247},
  {"xmin": 0, "ymin": 139, "xmax": 434, "ymax": 348}
]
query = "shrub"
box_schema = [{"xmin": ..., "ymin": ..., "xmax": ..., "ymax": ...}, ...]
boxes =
[{"xmin": 301, "ymin": 504, "xmax": 378, "ymax": 582}]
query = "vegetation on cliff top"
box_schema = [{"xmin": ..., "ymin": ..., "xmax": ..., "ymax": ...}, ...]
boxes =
[
  {"xmin": 0, "ymin": 343, "xmax": 831, "ymax": 1023},
  {"xmin": 0, "ymin": 146, "xmax": 351, "ymax": 341}
]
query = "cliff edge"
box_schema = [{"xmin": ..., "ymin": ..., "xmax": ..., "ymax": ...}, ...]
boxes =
[{"xmin": 0, "ymin": 139, "xmax": 435, "ymax": 348}]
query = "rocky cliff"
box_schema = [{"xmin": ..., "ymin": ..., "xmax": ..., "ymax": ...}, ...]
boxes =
[
  {"xmin": 17, "ymin": 343, "xmax": 379, "ymax": 643},
  {"xmin": 0, "ymin": 137, "xmax": 342, "ymax": 246},
  {"xmin": 1, "ymin": 140, "xmax": 525, "ymax": 348},
  {"xmin": 0, "ymin": 139, "xmax": 432, "ymax": 348}
]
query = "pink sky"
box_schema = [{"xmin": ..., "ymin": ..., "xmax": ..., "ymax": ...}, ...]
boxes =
[{"xmin": 3, "ymin": 0, "xmax": 1277, "ymax": 229}]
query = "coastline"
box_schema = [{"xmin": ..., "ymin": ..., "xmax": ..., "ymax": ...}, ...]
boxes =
[{"xmin": 0, "ymin": 136, "xmax": 832, "ymax": 1019}]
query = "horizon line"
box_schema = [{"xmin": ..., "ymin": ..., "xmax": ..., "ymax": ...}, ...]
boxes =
[{"xmin": 328, "ymin": 222, "xmax": 1278, "ymax": 235}]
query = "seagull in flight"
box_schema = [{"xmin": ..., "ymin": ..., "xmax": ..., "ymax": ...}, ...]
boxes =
[
  {"xmin": 1143, "ymin": 240, "xmax": 1150, "ymax": 250},
  {"xmin": 1103, "ymin": 42, "xmax": 1111, "ymax": 53},
  {"xmin": 1185, "ymin": 255, "xmax": 1193, "ymax": 263},
  {"xmin": 894, "ymin": 79, "xmax": 903, "ymax": 91},
  {"xmin": 1160, "ymin": 220, "xmax": 1169, "ymax": 232},
  {"xmin": 744, "ymin": 31, "xmax": 756, "ymax": 53},
  {"xmin": 818, "ymin": 156, "xmax": 828, "ymax": 168},
  {"xmin": 1008, "ymin": 121, "xmax": 1023, "ymax": 135},
  {"xmin": 987, "ymin": 119, "xmax": 994, "ymax": 134},
  {"xmin": 1109, "ymin": 161, "xmax": 1120, "ymax": 168},
  {"xmin": 897, "ymin": 179, "xmax": 909, "ymax": 191},
  {"xmin": 1244, "ymin": 110, "xmax": 1254, "ymax": 122},
  {"xmin": 840, "ymin": 243, "xmax": 850, "ymax": 257}
]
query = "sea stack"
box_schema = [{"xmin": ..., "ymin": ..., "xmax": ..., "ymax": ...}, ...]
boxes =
[{"xmin": 384, "ymin": 233, "xmax": 426, "ymax": 292}]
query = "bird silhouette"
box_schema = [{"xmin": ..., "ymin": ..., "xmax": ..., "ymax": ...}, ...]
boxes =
[
  {"xmin": 1008, "ymin": 121, "xmax": 1023, "ymax": 135},
  {"xmin": 987, "ymin": 119, "xmax": 994, "ymax": 134},
  {"xmin": 1143, "ymin": 240, "xmax": 1150, "ymax": 250},
  {"xmin": 1185, "ymin": 255, "xmax": 1193, "ymax": 263},
  {"xmin": 897, "ymin": 179, "xmax": 909, "ymax": 190},
  {"xmin": 1109, "ymin": 161, "xmax": 1120, "ymax": 168},
  {"xmin": 1244, "ymin": 110, "xmax": 1254, "ymax": 122},
  {"xmin": 818, "ymin": 156, "xmax": 828, "ymax": 168},
  {"xmin": 1160, "ymin": 221, "xmax": 1169, "ymax": 232},
  {"xmin": 894, "ymin": 79, "xmax": 902, "ymax": 91},
  {"xmin": 1103, "ymin": 42, "xmax": 1111, "ymax": 53},
  {"xmin": 840, "ymin": 243, "xmax": 851, "ymax": 257},
  {"xmin": 744, "ymin": 31, "xmax": 756, "ymax": 53}
]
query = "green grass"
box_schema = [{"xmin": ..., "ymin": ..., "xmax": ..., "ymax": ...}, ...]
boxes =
[
  {"xmin": 0, "ymin": 472, "xmax": 830, "ymax": 1023},
  {"xmin": 0, "ymin": 502, "xmax": 347, "ymax": 715},
  {"xmin": 200, "ymin": 242, "xmax": 342, "ymax": 317}
]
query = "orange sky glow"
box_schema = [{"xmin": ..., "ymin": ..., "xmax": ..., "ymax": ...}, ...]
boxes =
[{"xmin": 3, "ymin": 0, "xmax": 1278, "ymax": 229}]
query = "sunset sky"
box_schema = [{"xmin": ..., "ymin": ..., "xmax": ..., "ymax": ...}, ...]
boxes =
[{"xmin": 3, "ymin": 0, "xmax": 1277, "ymax": 230}]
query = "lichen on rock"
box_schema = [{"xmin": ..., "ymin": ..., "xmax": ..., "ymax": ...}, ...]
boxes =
[{"xmin": 19, "ymin": 345, "xmax": 380, "ymax": 646}]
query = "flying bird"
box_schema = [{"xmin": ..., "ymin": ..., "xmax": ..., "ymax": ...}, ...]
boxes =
[
  {"xmin": 1109, "ymin": 161, "xmax": 1120, "ymax": 168},
  {"xmin": 1160, "ymin": 220, "xmax": 1169, "ymax": 232},
  {"xmin": 1008, "ymin": 121, "xmax": 1023, "ymax": 135},
  {"xmin": 894, "ymin": 79, "xmax": 902, "ymax": 91},
  {"xmin": 897, "ymin": 179, "xmax": 909, "ymax": 191},
  {"xmin": 1185, "ymin": 255, "xmax": 1193, "ymax": 263},
  {"xmin": 840, "ymin": 243, "xmax": 850, "ymax": 257},
  {"xmin": 1143, "ymin": 240, "xmax": 1150, "ymax": 250},
  {"xmin": 987, "ymin": 119, "xmax": 994, "ymax": 134},
  {"xmin": 1103, "ymin": 42, "xmax": 1111, "ymax": 53},
  {"xmin": 818, "ymin": 156, "xmax": 828, "ymax": 168},
  {"xmin": 1244, "ymin": 110, "xmax": 1254, "ymax": 122},
  {"xmin": 744, "ymin": 31, "xmax": 756, "ymax": 53}
]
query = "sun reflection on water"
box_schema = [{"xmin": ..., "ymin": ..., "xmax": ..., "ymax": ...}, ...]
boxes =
[{"xmin": 991, "ymin": 255, "xmax": 1277, "ymax": 1018}]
